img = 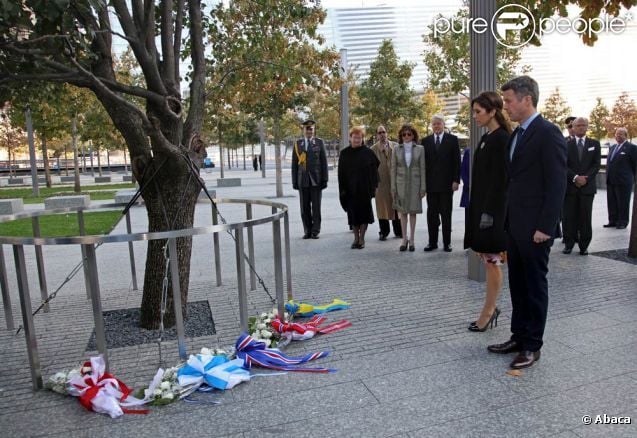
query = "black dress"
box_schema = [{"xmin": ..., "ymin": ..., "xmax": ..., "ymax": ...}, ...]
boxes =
[
  {"xmin": 338, "ymin": 145, "xmax": 380, "ymax": 226},
  {"xmin": 463, "ymin": 128, "xmax": 509, "ymax": 253}
]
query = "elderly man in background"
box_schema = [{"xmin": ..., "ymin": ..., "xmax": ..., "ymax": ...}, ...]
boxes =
[
  {"xmin": 370, "ymin": 125, "xmax": 401, "ymax": 240},
  {"xmin": 605, "ymin": 127, "xmax": 637, "ymax": 229}
]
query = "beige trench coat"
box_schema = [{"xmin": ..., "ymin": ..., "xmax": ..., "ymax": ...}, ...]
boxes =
[
  {"xmin": 391, "ymin": 143, "xmax": 426, "ymax": 214},
  {"xmin": 370, "ymin": 140, "xmax": 397, "ymax": 220}
]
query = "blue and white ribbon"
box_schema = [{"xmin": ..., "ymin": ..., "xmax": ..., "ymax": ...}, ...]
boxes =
[{"xmin": 177, "ymin": 354, "xmax": 251, "ymax": 391}]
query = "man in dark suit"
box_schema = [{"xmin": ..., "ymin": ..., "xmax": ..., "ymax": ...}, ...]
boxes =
[
  {"xmin": 421, "ymin": 115, "xmax": 460, "ymax": 252},
  {"xmin": 292, "ymin": 119, "xmax": 328, "ymax": 239},
  {"xmin": 564, "ymin": 116, "xmax": 576, "ymax": 142},
  {"xmin": 563, "ymin": 117, "xmax": 601, "ymax": 255},
  {"xmin": 605, "ymin": 127, "xmax": 637, "ymax": 229},
  {"xmin": 487, "ymin": 76, "xmax": 567, "ymax": 370}
]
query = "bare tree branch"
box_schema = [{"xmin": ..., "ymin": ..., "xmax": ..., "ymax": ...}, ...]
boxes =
[
  {"xmin": 160, "ymin": 0, "xmax": 176, "ymax": 88},
  {"xmin": 183, "ymin": 0, "xmax": 206, "ymax": 141},
  {"xmin": 174, "ymin": 0, "xmax": 185, "ymax": 86}
]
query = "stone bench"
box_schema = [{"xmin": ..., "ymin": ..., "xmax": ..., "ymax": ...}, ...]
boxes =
[
  {"xmin": 216, "ymin": 177, "xmax": 241, "ymax": 187},
  {"xmin": 60, "ymin": 176, "xmax": 76, "ymax": 183},
  {"xmin": 0, "ymin": 198, "xmax": 24, "ymax": 215},
  {"xmin": 8, "ymin": 178, "xmax": 24, "ymax": 185},
  {"xmin": 197, "ymin": 188, "xmax": 217, "ymax": 203},
  {"xmin": 44, "ymin": 195, "xmax": 90, "ymax": 210},
  {"xmin": 122, "ymin": 175, "xmax": 133, "ymax": 182},
  {"xmin": 94, "ymin": 176, "xmax": 112, "ymax": 183},
  {"xmin": 114, "ymin": 190, "xmax": 141, "ymax": 204}
]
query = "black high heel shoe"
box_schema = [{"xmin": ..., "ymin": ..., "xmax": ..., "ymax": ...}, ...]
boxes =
[
  {"xmin": 399, "ymin": 240, "xmax": 408, "ymax": 252},
  {"xmin": 468, "ymin": 307, "xmax": 501, "ymax": 332}
]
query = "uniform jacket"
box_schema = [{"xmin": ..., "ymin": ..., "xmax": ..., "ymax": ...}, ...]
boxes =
[
  {"xmin": 292, "ymin": 137, "xmax": 328, "ymax": 189},
  {"xmin": 421, "ymin": 132, "xmax": 461, "ymax": 193},
  {"xmin": 565, "ymin": 137, "xmax": 601, "ymax": 195},
  {"xmin": 391, "ymin": 143, "xmax": 426, "ymax": 214}
]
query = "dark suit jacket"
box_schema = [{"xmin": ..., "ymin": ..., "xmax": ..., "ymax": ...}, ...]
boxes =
[
  {"xmin": 565, "ymin": 137, "xmax": 601, "ymax": 195},
  {"xmin": 421, "ymin": 132, "xmax": 461, "ymax": 192},
  {"xmin": 505, "ymin": 115, "xmax": 567, "ymax": 240},
  {"xmin": 292, "ymin": 137, "xmax": 328, "ymax": 189},
  {"xmin": 606, "ymin": 141, "xmax": 637, "ymax": 186}
]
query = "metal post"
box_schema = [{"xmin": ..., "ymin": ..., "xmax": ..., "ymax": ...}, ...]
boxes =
[
  {"xmin": 212, "ymin": 205, "xmax": 222, "ymax": 286},
  {"xmin": 0, "ymin": 245, "xmax": 14, "ymax": 330},
  {"xmin": 340, "ymin": 49, "xmax": 349, "ymax": 155},
  {"xmin": 283, "ymin": 210, "xmax": 293, "ymax": 301},
  {"xmin": 167, "ymin": 238, "xmax": 187, "ymax": 360},
  {"xmin": 31, "ymin": 217, "xmax": 49, "ymax": 312},
  {"xmin": 125, "ymin": 211, "xmax": 138, "ymax": 290},
  {"xmin": 83, "ymin": 243, "xmax": 109, "ymax": 370},
  {"xmin": 13, "ymin": 244, "xmax": 43, "ymax": 390},
  {"xmin": 234, "ymin": 225, "xmax": 249, "ymax": 332},
  {"xmin": 272, "ymin": 208, "xmax": 285, "ymax": 321},
  {"xmin": 77, "ymin": 211, "xmax": 91, "ymax": 298},
  {"xmin": 25, "ymin": 105, "xmax": 40, "ymax": 197},
  {"xmin": 259, "ymin": 119, "xmax": 266, "ymax": 178},
  {"xmin": 246, "ymin": 204, "xmax": 256, "ymax": 291},
  {"xmin": 467, "ymin": 0, "xmax": 496, "ymax": 282}
]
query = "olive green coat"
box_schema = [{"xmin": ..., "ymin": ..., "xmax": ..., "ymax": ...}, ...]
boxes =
[{"xmin": 391, "ymin": 143, "xmax": 426, "ymax": 214}]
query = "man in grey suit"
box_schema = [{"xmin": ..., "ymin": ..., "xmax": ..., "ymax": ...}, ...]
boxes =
[
  {"xmin": 292, "ymin": 119, "xmax": 328, "ymax": 239},
  {"xmin": 605, "ymin": 127, "xmax": 637, "ymax": 229},
  {"xmin": 563, "ymin": 117, "xmax": 601, "ymax": 255}
]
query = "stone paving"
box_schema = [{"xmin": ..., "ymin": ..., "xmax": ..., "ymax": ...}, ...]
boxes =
[{"xmin": 0, "ymin": 165, "xmax": 636, "ymax": 437}]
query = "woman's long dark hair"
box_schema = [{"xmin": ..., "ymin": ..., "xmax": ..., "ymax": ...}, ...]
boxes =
[
  {"xmin": 471, "ymin": 91, "xmax": 512, "ymax": 133},
  {"xmin": 398, "ymin": 124, "xmax": 419, "ymax": 144}
]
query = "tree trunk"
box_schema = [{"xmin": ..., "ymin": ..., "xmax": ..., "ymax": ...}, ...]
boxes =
[
  {"xmin": 629, "ymin": 179, "xmax": 637, "ymax": 257},
  {"xmin": 242, "ymin": 144, "xmax": 246, "ymax": 170},
  {"xmin": 72, "ymin": 118, "xmax": 81, "ymax": 193},
  {"xmin": 106, "ymin": 150, "xmax": 111, "ymax": 173},
  {"xmin": 64, "ymin": 144, "xmax": 69, "ymax": 176},
  {"xmin": 41, "ymin": 133, "xmax": 52, "ymax": 188},
  {"xmin": 138, "ymin": 154, "xmax": 200, "ymax": 329},
  {"xmin": 227, "ymin": 146, "xmax": 231, "ymax": 169},
  {"xmin": 274, "ymin": 115, "xmax": 283, "ymax": 197}
]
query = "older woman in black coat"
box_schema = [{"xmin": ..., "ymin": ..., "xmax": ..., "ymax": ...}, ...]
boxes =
[{"xmin": 464, "ymin": 91, "xmax": 510, "ymax": 332}]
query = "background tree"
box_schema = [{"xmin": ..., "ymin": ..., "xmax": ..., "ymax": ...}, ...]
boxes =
[
  {"xmin": 210, "ymin": 0, "xmax": 338, "ymax": 197},
  {"xmin": 0, "ymin": 107, "xmax": 27, "ymax": 174},
  {"xmin": 609, "ymin": 92, "xmax": 637, "ymax": 140},
  {"xmin": 588, "ymin": 97, "xmax": 611, "ymax": 142},
  {"xmin": 411, "ymin": 89, "xmax": 446, "ymax": 139},
  {"xmin": 1, "ymin": 1, "xmax": 210, "ymax": 329},
  {"xmin": 540, "ymin": 87, "xmax": 572, "ymax": 127},
  {"xmin": 357, "ymin": 39, "xmax": 421, "ymax": 137}
]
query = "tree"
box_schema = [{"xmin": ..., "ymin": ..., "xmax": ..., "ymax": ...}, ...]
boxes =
[
  {"xmin": 357, "ymin": 40, "xmax": 421, "ymax": 136},
  {"xmin": 1, "ymin": 1, "xmax": 209, "ymax": 329},
  {"xmin": 609, "ymin": 92, "xmax": 637, "ymax": 140},
  {"xmin": 423, "ymin": 5, "xmax": 528, "ymax": 97},
  {"xmin": 541, "ymin": 87, "xmax": 572, "ymax": 127},
  {"xmin": 412, "ymin": 89, "xmax": 446, "ymax": 139},
  {"xmin": 588, "ymin": 97, "xmax": 611, "ymax": 142},
  {"xmin": 210, "ymin": 0, "xmax": 338, "ymax": 197},
  {"xmin": 0, "ymin": 107, "xmax": 27, "ymax": 174}
]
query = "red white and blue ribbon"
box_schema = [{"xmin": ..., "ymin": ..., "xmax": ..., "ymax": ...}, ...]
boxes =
[
  {"xmin": 271, "ymin": 315, "xmax": 352, "ymax": 341},
  {"xmin": 235, "ymin": 333, "xmax": 335, "ymax": 373}
]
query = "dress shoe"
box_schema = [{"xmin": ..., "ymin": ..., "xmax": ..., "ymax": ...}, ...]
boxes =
[
  {"xmin": 562, "ymin": 246, "xmax": 573, "ymax": 254},
  {"xmin": 443, "ymin": 245, "xmax": 452, "ymax": 252},
  {"xmin": 424, "ymin": 244, "xmax": 438, "ymax": 252},
  {"xmin": 579, "ymin": 249, "xmax": 588, "ymax": 255},
  {"xmin": 510, "ymin": 350, "xmax": 541, "ymax": 369},
  {"xmin": 379, "ymin": 234, "xmax": 387, "ymax": 241},
  {"xmin": 311, "ymin": 232, "xmax": 319, "ymax": 239},
  {"xmin": 303, "ymin": 233, "xmax": 310, "ymax": 239},
  {"xmin": 487, "ymin": 339, "xmax": 521, "ymax": 354},
  {"xmin": 408, "ymin": 244, "xmax": 415, "ymax": 252},
  {"xmin": 468, "ymin": 308, "xmax": 500, "ymax": 332},
  {"xmin": 616, "ymin": 224, "xmax": 627, "ymax": 229},
  {"xmin": 603, "ymin": 223, "xmax": 616, "ymax": 228},
  {"xmin": 399, "ymin": 241, "xmax": 408, "ymax": 252}
]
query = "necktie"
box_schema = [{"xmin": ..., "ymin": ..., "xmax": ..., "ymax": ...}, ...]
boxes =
[
  {"xmin": 435, "ymin": 135, "xmax": 440, "ymax": 151},
  {"xmin": 509, "ymin": 127, "xmax": 525, "ymax": 160},
  {"xmin": 577, "ymin": 138, "xmax": 584, "ymax": 161},
  {"xmin": 610, "ymin": 144, "xmax": 621, "ymax": 161}
]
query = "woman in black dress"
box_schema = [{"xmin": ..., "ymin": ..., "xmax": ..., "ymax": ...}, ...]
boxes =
[
  {"xmin": 464, "ymin": 91, "xmax": 511, "ymax": 332},
  {"xmin": 338, "ymin": 126, "xmax": 380, "ymax": 249}
]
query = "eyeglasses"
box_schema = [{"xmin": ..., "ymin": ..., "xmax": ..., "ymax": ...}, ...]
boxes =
[
  {"xmin": 401, "ymin": 132, "xmax": 413, "ymax": 137},
  {"xmin": 377, "ymin": 131, "xmax": 386, "ymax": 134}
]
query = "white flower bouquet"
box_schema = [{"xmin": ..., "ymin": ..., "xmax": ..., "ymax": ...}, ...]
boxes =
[{"xmin": 248, "ymin": 308, "xmax": 290, "ymax": 348}]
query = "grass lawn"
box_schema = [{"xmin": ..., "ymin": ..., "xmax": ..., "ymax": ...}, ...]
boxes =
[
  {"xmin": 0, "ymin": 210, "xmax": 124, "ymax": 237},
  {"xmin": 0, "ymin": 183, "xmax": 136, "ymax": 204}
]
